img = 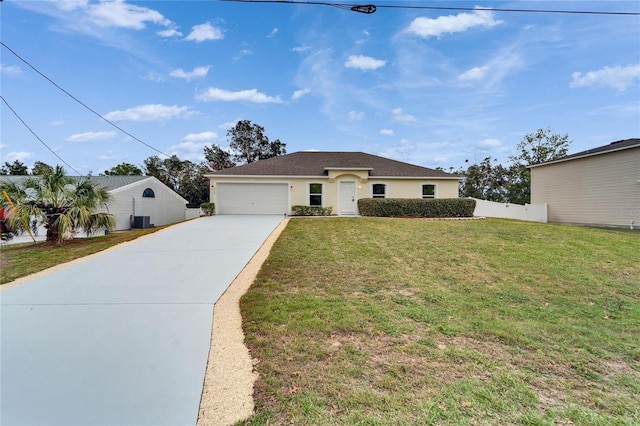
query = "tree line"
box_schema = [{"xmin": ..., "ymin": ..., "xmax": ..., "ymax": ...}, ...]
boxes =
[
  {"xmin": 1, "ymin": 120, "xmax": 287, "ymax": 208},
  {"xmin": 2, "ymin": 123, "xmax": 569, "ymax": 208},
  {"xmin": 451, "ymin": 128, "xmax": 571, "ymax": 205}
]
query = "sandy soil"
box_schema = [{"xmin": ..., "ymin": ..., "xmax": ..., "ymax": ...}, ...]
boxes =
[{"xmin": 197, "ymin": 218, "xmax": 289, "ymax": 426}]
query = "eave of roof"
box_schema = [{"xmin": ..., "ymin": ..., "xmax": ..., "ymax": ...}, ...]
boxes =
[
  {"xmin": 204, "ymin": 151, "xmax": 460, "ymax": 178},
  {"xmin": 529, "ymin": 138, "xmax": 640, "ymax": 168},
  {"xmin": 205, "ymin": 174, "xmax": 461, "ymax": 180}
]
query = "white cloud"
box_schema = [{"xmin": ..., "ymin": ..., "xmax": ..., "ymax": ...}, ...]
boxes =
[
  {"xmin": 345, "ymin": 55, "xmax": 386, "ymax": 70},
  {"xmin": 168, "ymin": 141, "xmax": 206, "ymax": 162},
  {"xmin": 196, "ymin": 88, "xmax": 283, "ymax": 104},
  {"xmin": 268, "ymin": 28, "xmax": 278, "ymax": 38},
  {"xmin": 292, "ymin": 46, "xmax": 311, "ymax": 53},
  {"xmin": 348, "ymin": 111, "xmax": 365, "ymax": 121},
  {"xmin": 67, "ymin": 131, "xmax": 117, "ymax": 142},
  {"xmin": 56, "ymin": 0, "xmax": 88, "ymax": 12},
  {"xmin": 356, "ymin": 30, "xmax": 370, "ymax": 45},
  {"xmin": 185, "ymin": 22, "xmax": 224, "ymax": 42},
  {"xmin": 87, "ymin": 0, "xmax": 173, "ymax": 29},
  {"xmin": 458, "ymin": 66, "xmax": 489, "ymax": 81},
  {"xmin": 380, "ymin": 129, "xmax": 395, "ymax": 136},
  {"xmin": 104, "ymin": 104, "xmax": 196, "ymax": 121},
  {"xmin": 456, "ymin": 46, "xmax": 524, "ymax": 89},
  {"xmin": 50, "ymin": 120, "xmax": 65, "ymax": 127},
  {"xmin": 478, "ymin": 138, "xmax": 503, "ymax": 148},
  {"xmin": 218, "ymin": 120, "xmax": 238, "ymax": 130},
  {"xmin": 3, "ymin": 151, "xmax": 32, "ymax": 162},
  {"xmin": 98, "ymin": 151, "xmax": 124, "ymax": 161},
  {"xmin": 570, "ymin": 64, "xmax": 640, "ymax": 92},
  {"xmin": 405, "ymin": 9, "xmax": 502, "ymax": 38},
  {"xmin": 1, "ymin": 64, "xmax": 22, "ymax": 76},
  {"xmin": 170, "ymin": 66, "xmax": 210, "ymax": 81},
  {"xmin": 392, "ymin": 107, "xmax": 416, "ymax": 123},
  {"xmin": 292, "ymin": 88, "xmax": 311, "ymax": 101},
  {"xmin": 233, "ymin": 49, "xmax": 253, "ymax": 62},
  {"xmin": 144, "ymin": 72, "xmax": 165, "ymax": 82},
  {"xmin": 158, "ymin": 28, "xmax": 182, "ymax": 38},
  {"xmin": 183, "ymin": 131, "xmax": 218, "ymax": 142}
]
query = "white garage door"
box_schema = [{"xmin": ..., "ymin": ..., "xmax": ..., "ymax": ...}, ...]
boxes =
[{"xmin": 217, "ymin": 183, "xmax": 289, "ymax": 215}]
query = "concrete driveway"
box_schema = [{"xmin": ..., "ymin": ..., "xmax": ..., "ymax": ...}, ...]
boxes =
[{"xmin": 0, "ymin": 215, "xmax": 284, "ymax": 425}]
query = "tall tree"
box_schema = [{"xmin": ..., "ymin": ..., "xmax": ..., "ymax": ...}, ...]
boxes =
[
  {"xmin": 31, "ymin": 161, "xmax": 54, "ymax": 176},
  {"xmin": 227, "ymin": 120, "xmax": 286, "ymax": 165},
  {"xmin": 0, "ymin": 166, "xmax": 116, "ymax": 244},
  {"xmin": 204, "ymin": 144, "xmax": 235, "ymax": 171},
  {"xmin": 142, "ymin": 155, "xmax": 209, "ymax": 206},
  {"xmin": 458, "ymin": 157, "xmax": 510, "ymax": 202},
  {"xmin": 507, "ymin": 128, "xmax": 571, "ymax": 204},
  {"xmin": 0, "ymin": 160, "xmax": 29, "ymax": 175},
  {"xmin": 103, "ymin": 162, "xmax": 143, "ymax": 176}
]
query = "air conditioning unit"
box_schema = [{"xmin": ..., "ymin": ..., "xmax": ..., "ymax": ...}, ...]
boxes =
[{"xmin": 132, "ymin": 216, "xmax": 151, "ymax": 229}]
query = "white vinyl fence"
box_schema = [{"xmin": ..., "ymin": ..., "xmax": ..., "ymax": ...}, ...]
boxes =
[
  {"xmin": 471, "ymin": 198, "xmax": 547, "ymax": 223},
  {"xmin": 185, "ymin": 208, "xmax": 202, "ymax": 221}
]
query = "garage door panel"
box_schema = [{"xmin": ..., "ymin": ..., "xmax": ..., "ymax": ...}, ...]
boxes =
[{"xmin": 217, "ymin": 183, "xmax": 288, "ymax": 215}]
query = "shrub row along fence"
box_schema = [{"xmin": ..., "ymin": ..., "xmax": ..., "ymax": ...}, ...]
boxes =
[{"xmin": 358, "ymin": 198, "xmax": 476, "ymax": 218}]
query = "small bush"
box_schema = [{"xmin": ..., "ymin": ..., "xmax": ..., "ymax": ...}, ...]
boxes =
[
  {"xmin": 291, "ymin": 205, "xmax": 333, "ymax": 216},
  {"xmin": 200, "ymin": 202, "xmax": 215, "ymax": 216},
  {"xmin": 358, "ymin": 198, "xmax": 475, "ymax": 217}
]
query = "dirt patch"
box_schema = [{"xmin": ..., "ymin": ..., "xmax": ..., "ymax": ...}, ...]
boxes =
[{"xmin": 197, "ymin": 218, "xmax": 289, "ymax": 426}]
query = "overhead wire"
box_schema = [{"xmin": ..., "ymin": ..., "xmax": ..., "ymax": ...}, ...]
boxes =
[
  {"xmin": 1, "ymin": 95, "xmax": 84, "ymax": 176},
  {"xmin": 0, "ymin": 41, "xmax": 171, "ymax": 159},
  {"xmin": 218, "ymin": 0, "xmax": 640, "ymax": 16}
]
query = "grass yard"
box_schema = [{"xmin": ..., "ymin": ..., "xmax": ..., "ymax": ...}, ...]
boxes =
[
  {"xmin": 0, "ymin": 227, "xmax": 167, "ymax": 284},
  {"xmin": 240, "ymin": 218, "xmax": 640, "ymax": 425}
]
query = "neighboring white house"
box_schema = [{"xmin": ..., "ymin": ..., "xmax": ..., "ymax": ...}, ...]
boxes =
[
  {"xmin": 205, "ymin": 151, "xmax": 461, "ymax": 215},
  {"xmin": 0, "ymin": 175, "xmax": 190, "ymax": 231},
  {"xmin": 530, "ymin": 138, "xmax": 640, "ymax": 228},
  {"xmin": 88, "ymin": 176, "xmax": 190, "ymax": 230}
]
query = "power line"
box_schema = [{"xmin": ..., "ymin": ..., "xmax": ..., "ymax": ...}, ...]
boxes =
[
  {"xmin": 219, "ymin": 0, "xmax": 640, "ymax": 16},
  {"xmin": 0, "ymin": 41, "xmax": 171, "ymax": 159},
  {"xmin": 1, "ymin": 95, "xmax": 83, "ymax": 176}
]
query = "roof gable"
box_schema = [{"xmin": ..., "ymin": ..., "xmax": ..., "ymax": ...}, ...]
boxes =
[
  {"xmin": 0, "ymin": 175, "xmax": 188, "ymax": 203},
  {"xmin": 530, "ymin": 138, "xmax": 640, "ymax": 168},
  {"xmin": 206, "ymin": 151, "xmax": 459, "ymax": 178}
]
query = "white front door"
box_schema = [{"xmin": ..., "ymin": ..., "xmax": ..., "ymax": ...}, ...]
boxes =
[{"xmin": 339, "ymin": 181, "xmax": 357, "ymax": 215}]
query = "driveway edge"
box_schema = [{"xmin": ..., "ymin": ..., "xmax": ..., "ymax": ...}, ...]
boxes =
[{"xmin": 197, "ymin": 218, "xmax": 289, "ymax": 426}]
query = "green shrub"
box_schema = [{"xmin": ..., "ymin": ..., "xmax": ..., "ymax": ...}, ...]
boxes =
[
  {"xmin": 291, "ymin": 205, "xmax": 333, "ymax": 216},
  {"xmin": 200, "ymin": 202, "xmax": 215, "ymax": 216},
  {"xmin": 357, "ymin": 198, "xmax": 475, "ymax": 217}
]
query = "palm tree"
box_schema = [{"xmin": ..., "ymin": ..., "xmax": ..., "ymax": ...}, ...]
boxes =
[{"xmin": 0, "ymin": 166, "xmax": 116, "ymax": 244}]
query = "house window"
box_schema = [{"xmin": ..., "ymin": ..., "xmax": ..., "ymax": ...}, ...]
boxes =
[
  {"xmin": 422, "ymin": 184, "xmax": 435, "ymax": 199},
  {"xmin": 309, "ymin": 183, "xmax": 323, "ymax": 206},
  {"xmin": 372, "ymin": 183, "xmax": 386, "ymax": 198},
  {"xmin": 142, "ymin": 188, "xmax": 155, "ymax": 198}
]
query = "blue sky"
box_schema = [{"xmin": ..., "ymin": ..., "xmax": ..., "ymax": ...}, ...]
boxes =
[{"xmin": 1, "ymin": 0, "xmax": 639, "ymax": 175}]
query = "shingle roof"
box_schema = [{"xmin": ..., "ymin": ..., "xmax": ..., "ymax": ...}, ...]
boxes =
[
  {"xmin": 530, "ymin": 138, "xmax": 640, "ymax": 168},
  {"xmin": 206, "ymin": 151, "xmax": 460, "ymax": 178},
  {"xmin": 0, "ymin": 175, "xmax": 150, "ymax": 190}
]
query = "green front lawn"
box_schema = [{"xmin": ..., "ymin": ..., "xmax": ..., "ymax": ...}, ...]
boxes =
[
  {"xmin": 241, "ymin": 218, "xmax": 640, "ymax": 425},
  {"xmin": 0, "ymin": 227, "xmax": 167, "ymax": 284}
]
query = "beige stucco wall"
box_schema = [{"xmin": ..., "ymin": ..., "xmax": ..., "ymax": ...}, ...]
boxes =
[
  {"xmin": 209, "ymin": 174, "xmax": 460, "ymax": 215},
  {"xmin": 531, "ymin": 147, "xmax": 640, "ymax": 227}
]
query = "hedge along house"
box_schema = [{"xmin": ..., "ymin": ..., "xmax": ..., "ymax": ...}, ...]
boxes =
[
  {"xmin": 530, "ymin": 138, "xmax": 640, "ymax": 228},
  {"xmin": 205, "ymin": 151, "xmax": 461, "ymax": 215},
  {"xmin": 0, "ymin": 175, "xmax": 190, "ymax": 231}
]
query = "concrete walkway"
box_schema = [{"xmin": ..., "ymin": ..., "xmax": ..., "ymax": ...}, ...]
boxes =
[{"xmin": 0, "ymin": 215, "xmax": 284, "ymax": 425}]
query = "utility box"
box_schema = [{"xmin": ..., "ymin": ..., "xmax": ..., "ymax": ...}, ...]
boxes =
[{"xmin": 132, "ymin": 216, "xmax": 151, "ymax": 229}]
